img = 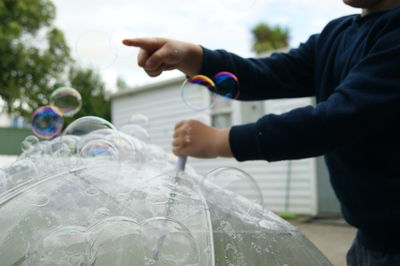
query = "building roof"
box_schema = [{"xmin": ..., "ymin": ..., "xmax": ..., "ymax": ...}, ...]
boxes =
[{"xmin": 111, "ymin": 76, "xmax": 185, "ymax": 100}]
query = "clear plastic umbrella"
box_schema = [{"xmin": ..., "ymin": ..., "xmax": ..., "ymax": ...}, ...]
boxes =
[{"xmin": 0, "ymin": 117, "xmax": 332, "ymax": 266}]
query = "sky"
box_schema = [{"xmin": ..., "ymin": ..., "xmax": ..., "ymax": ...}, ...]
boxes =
[{"xmin": 52, "ymin": 0, "xmax": 358, "ymax": 93}]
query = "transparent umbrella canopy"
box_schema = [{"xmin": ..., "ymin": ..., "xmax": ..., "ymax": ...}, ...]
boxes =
[{"xmin": 0, "ymin": 117, "xmax": 332, "ymax": 266}]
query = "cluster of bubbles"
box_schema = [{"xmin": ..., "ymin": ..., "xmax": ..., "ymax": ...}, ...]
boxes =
[
  {"xmin": 181, "ymin": 72, "xmax": 240, "ymax": 111},
  {"xmin": 31, "ymin": 87, "xmax": 82, "ymax": 139},
  {"xmin": 0, "ymin": 113, "xmax": 332, "ymax": 265}
]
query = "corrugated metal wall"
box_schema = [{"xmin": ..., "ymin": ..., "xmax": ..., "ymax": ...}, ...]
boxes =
[{"xmin": 112, "ymin": 80, "xmax": 317, "ymax": 215}]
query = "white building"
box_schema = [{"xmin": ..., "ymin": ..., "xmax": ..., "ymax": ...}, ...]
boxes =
[{"xmin": 111, "ymin": 76, "xmax": 340, "ymax": 216}]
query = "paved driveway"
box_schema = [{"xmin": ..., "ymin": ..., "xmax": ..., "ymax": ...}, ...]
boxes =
[{"xmin": 290, "ymin": 218, "xmax": 356, "ymax": 266}]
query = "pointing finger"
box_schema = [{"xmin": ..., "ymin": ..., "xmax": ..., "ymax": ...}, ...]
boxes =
[{"xmin": 122, "ymin": 38, "xmax": 165, "ymax": 51}]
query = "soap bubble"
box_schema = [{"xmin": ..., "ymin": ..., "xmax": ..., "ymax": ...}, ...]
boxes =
[
  {"xmin": 213, "ymin": 72, "xmax": 240, "ymax": 100},
  {"xmin": 50, "ymin": 87, "xmax": 82, "ymax": 117},
  {"xmin": 31, "ymin": 106, "xmax": 64, "ymax": 139},
  {"xmin": 75, "ymin": 30, "xmax": 117, "ymax": 69},
  {"xmin": 88, "ymin": 217, "xmax": 143, "ymax": 265},
  {"xmin": 80, "ymin": 139, "xmax": 119, "ymax": 160},
  {"xmin": 109, "ymin": 28, "xmax": 138, "ymax": 59},
  {"xmin": 63, "ymin": 116, "xmax": 116, "ymax": 137},
  {"xmin": 129, "ymin": 114, "xmax": 150, "ymax": 128},
  {"xmin": 29, "ymin": 226, "xmax": 90, "ymax": 266},
  {"xmin": 142, "ymin": 217, "xmax": 200, "ymax": 265},
  {"xmin": 202, "ymin": 167, "xmax": 264, "ymax": 205},
  {"xmin": 181, "ymin": 75, "xmax": 217, "ymax": 111},
  {"xmin": 2, "ymin": 159, "xmax": 38, "ymax": 188},
  {"xmin": 219, "ymin": 0, "xmax": 257, "ymax": 13},
  {"xmin": 119, "ymin": 124, "xmax": 150, "ymax": 143},
  {"xmin": 103, "ymin": 132, "xmax": 139, "ymax": 162},
  {"xmin": 21, "ymin": 135, "xmax": 40, "ymax": 152},
  {"xmin": 50, "ymin": 135, "xmax": 80, "ymax": 157},
  {"xmin": 31, "ymin": 193, "xmax": 50, "ymax": 207},
  {"xmin": 1, "ymin": 115, "xmax": 333, "ymax": 266}
]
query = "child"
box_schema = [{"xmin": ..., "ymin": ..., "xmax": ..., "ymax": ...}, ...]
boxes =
[{"xmin": 123, "ymin": 1, "xmax": 400, "ymax": 265}]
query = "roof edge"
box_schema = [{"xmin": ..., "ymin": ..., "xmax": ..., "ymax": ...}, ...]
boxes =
[{"xmin": 111, "ymin": 76, "xmax": 185, "ymax": 99}]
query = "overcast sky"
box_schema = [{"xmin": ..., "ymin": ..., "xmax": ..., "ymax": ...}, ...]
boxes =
[{"xmin": 52, "ymin": 0, "xmax": 357, "ymax": 93}]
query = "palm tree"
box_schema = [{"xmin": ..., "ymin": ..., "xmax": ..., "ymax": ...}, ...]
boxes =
[{"xmin": 251, "ymin": 23, "xmax": 290, "ymax": 55}]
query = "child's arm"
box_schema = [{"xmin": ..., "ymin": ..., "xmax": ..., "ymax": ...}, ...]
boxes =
[{"xmin": 123, "ymin": 35, "xmax": 318, "ymax": 101}]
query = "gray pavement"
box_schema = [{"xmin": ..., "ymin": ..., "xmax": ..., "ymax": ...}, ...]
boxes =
[{"xmin": 289, "ymin": 217, "xmax": 357, "ymax": 266}]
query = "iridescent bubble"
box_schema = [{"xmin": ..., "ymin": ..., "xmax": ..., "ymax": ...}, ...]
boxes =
[
  {"xmin": 21, "ymin": 135, "xmax": 39, "ymax": 152},
  {"xmin": 77, "ymin": 128, "xmax": 116, "ymax": 149},
  {"xmin": 141, "ymin": 216, "xmax": 200, "ymax": 265},
  {"xmin": 80, "ymin": 139, "xmax": 119, "ymax": 160},
  {"xmin": 31, "ymin": 106, "xmax": 64, "ymax": 139},
  {"xmin": 203, "ymin": 167, "xmax": 264, "ymax": 205},
  {"xmin": 104, "ymin": 132, "xmax": 139, "ymax": 162},
  {"xmin": 213, "ymin": 72, "xmax": 240, "ymax": 100},
  {"xmin": 63, "ymin": 116, "xmax": 116, "ymax": 137},
  {"xmin": 50, "ymin": 87, "xmax": 82, "ymax": 117},
  {"xmin": 181, "ymin": 75, "xmax": 217, "ymax": 111}
]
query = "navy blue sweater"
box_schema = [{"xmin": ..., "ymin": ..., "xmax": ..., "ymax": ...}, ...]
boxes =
[{"xmin": 200, "ymin": 7, "xmax": 400, "ymax": 252}]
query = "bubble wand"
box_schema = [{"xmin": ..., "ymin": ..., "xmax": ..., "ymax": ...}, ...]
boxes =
[{"xmin": 151, "ymin": 155, "xmax": 187, "ymax": 263}]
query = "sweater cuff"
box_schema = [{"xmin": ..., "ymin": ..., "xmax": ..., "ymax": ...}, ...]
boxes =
[
  {"xmin": 229, "ymin": 123, "xmax": 266, "ymax": 161},
  {"xmin": 199, "ymin": 46, "xmax": 224, "ymax": 78}
]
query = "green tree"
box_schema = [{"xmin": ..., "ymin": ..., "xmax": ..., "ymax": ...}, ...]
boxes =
[
  {"xmin": 251, "ymin": 23, "xmax": 289, "ymax": 55},
  {"xmin": 0, "ymin": 0, "xmax": 71, "ymax": 117},
  {"xmin": 0, "ymin": 0, "xmax": 112, "ymax": 126},
  {"xmin": 64, "ymin": 66, "xmax": 111, "ymax": 127}
]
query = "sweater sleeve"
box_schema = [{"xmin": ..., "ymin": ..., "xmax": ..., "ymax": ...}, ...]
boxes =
[
  {"xmin": 199, "ymin": 34, "xmax": 318, "ymax": 100},
  {"xmin": 229, "ymin": 30, "xmax": 400, "ymax": 162}
]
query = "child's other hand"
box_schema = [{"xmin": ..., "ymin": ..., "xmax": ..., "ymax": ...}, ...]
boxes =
[
  {"xmin": 122, "ymin": 38, "xmax": 203, "ymax": 77},
  {"xmin": 172, "ymin": 120, "xmax": 232, "ymax": 159}
]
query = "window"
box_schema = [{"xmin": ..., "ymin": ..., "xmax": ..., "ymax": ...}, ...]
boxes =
[{"xmin": 211, "ymin": 99, "xmax": 232, "ymax": 128}]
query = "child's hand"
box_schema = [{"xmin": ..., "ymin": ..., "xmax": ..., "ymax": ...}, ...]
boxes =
[
  {"xmin": 172, "ymin": 120, "xmax": 232, "ymax": 158},
  {"xmin": 122, "ymin": 38, "xmax": 203, "ymax": 77}
]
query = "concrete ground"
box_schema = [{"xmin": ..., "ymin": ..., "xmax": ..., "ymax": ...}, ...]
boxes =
[{"xmin": 289, "ymin": 217, "xmax": 357, "ymax": 266}]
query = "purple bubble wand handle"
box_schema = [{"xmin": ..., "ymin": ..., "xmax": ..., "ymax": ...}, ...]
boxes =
[
  {"xmin": 152, "ymin": 155, "xmax": 188, "ymax": 262},
  {"xmin": 175, "ymin": 156, "xmax": 187, "ymax": 172}
]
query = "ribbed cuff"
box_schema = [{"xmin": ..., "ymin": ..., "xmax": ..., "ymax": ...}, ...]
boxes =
[
  {"xmin": 199, "ymin": 46, "xmax": 225, "ymax": 78},
  {"xmin": 229, "ymin": 123, "xmax": 266, "ymax": 161}
]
